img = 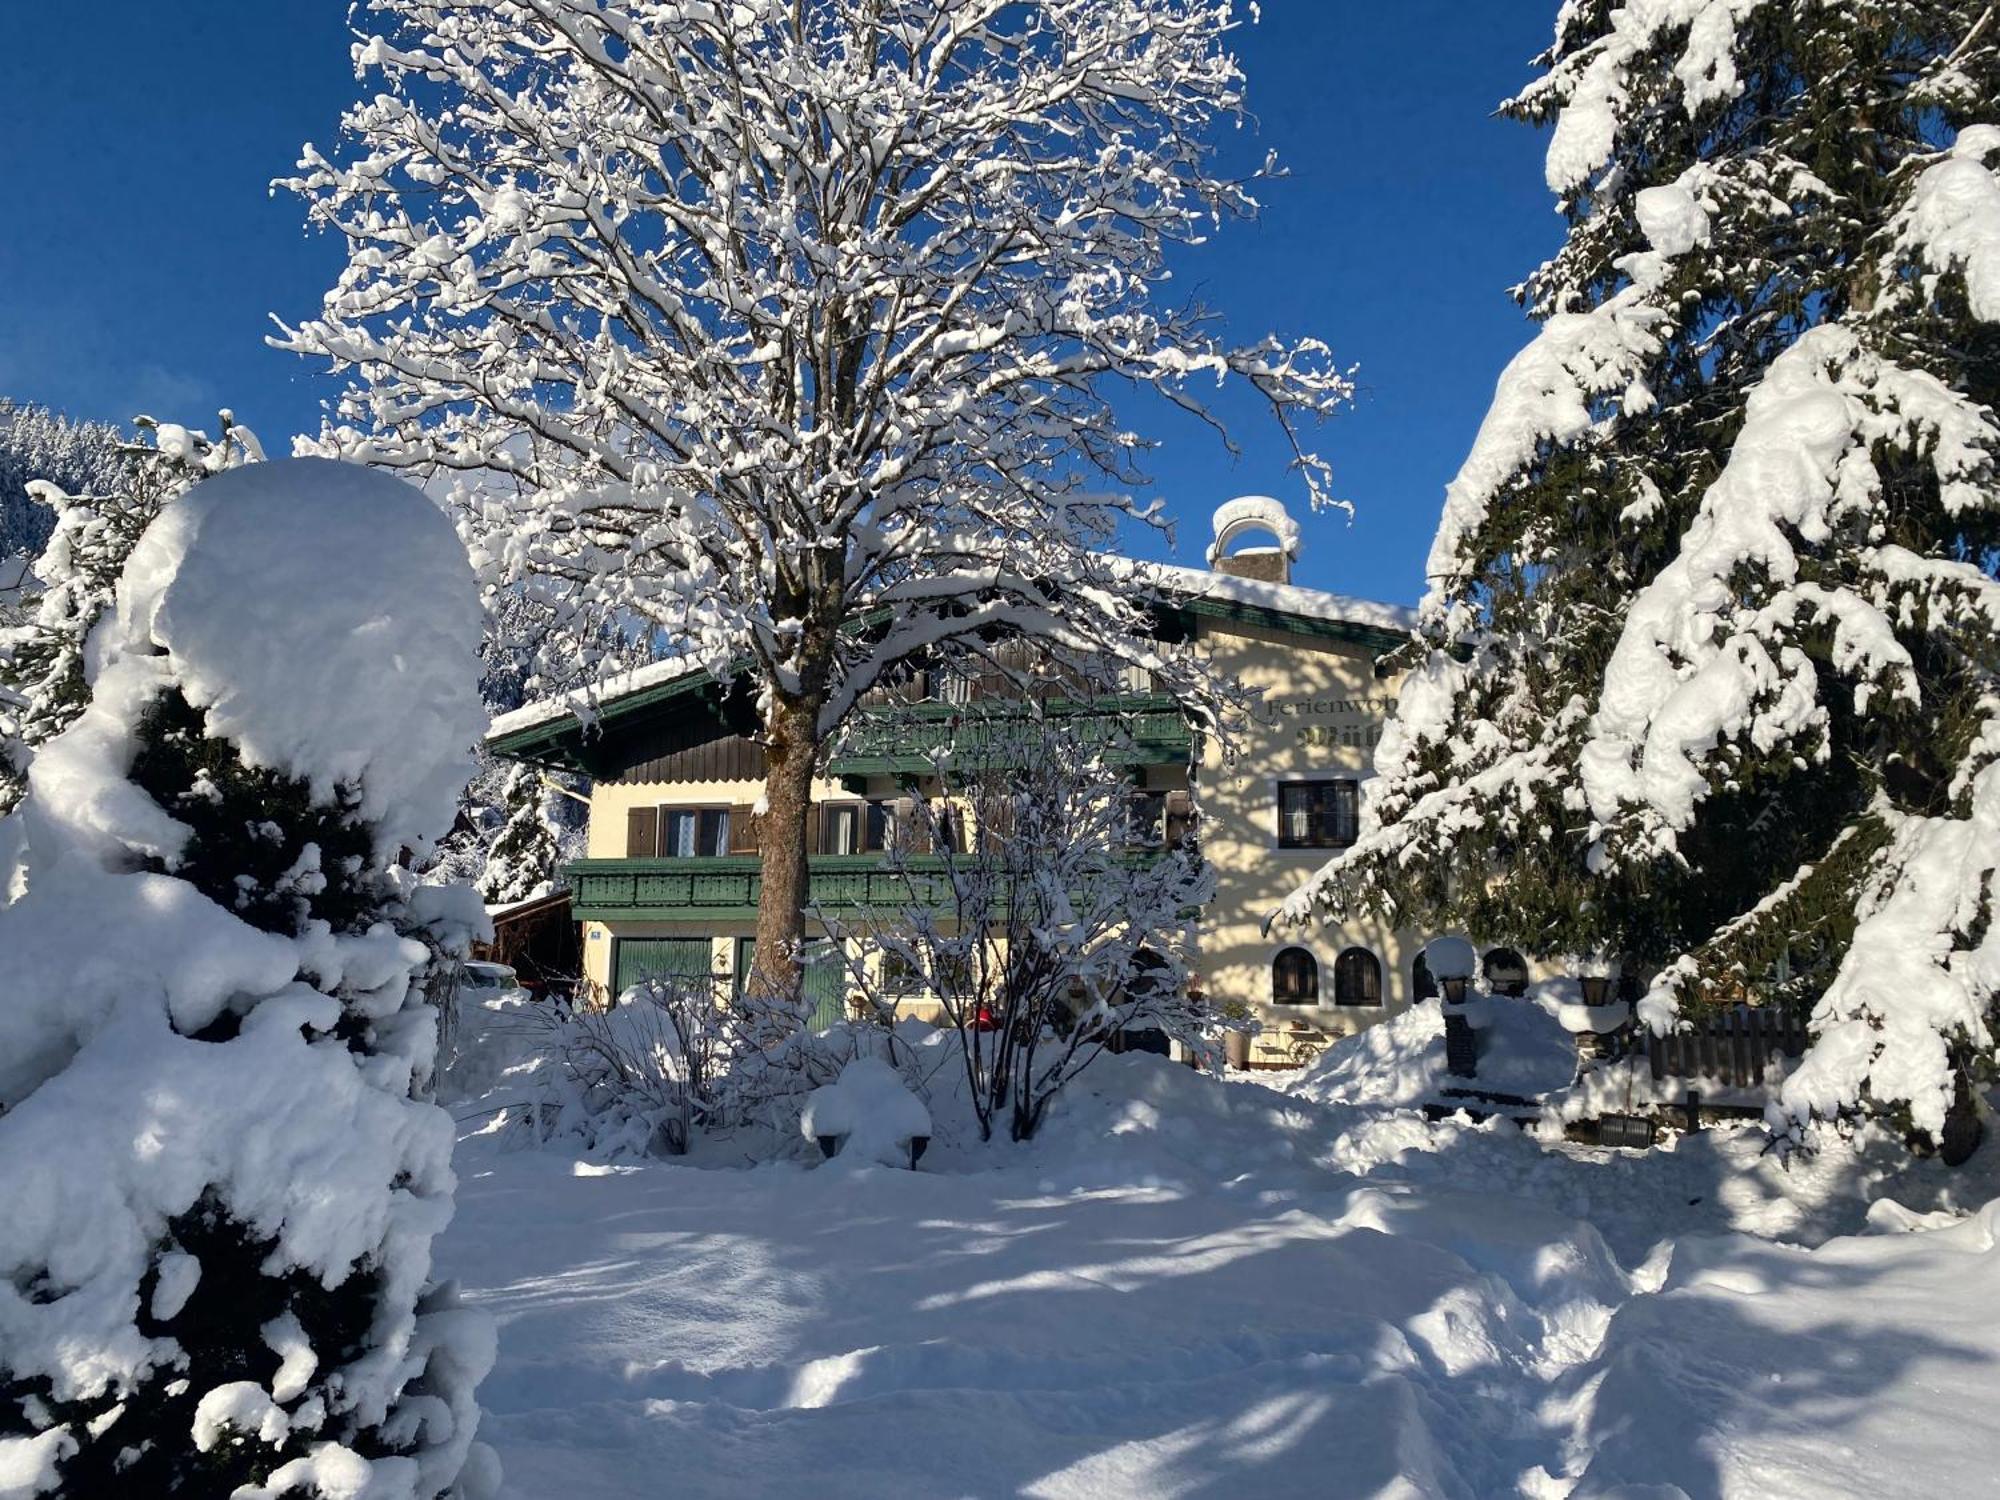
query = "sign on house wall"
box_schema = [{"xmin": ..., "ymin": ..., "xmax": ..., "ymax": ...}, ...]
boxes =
[{"xmin": 1270, "ymin": 695, "xmax": 1393, "ymax": 751}]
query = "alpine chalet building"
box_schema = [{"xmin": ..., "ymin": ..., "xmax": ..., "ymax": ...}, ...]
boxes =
[{"xmin": 486, "ymin": 498, "xmax": 1429, "ymax": 1066}]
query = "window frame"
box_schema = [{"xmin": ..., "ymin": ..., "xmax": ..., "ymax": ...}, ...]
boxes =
[
  {"xmin": 659, "ymin": 804, "xmax": 731, "ymax": 858},
  {"xmin": 1271, "ymin": 946, "xmax": 1320, "ymax": 1007},
  {"xmin": 1332, "ymin": 946, "xmax": 1383, "ymax": 1007},
  {"xmin": 1274, "ymin": 778, "xmax": 1360, "ymax": 851}
]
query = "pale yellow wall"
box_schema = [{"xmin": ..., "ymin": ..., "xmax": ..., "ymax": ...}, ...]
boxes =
[
  {"xmin": 1194, "ymin": 619, "xmax": 1423, "ymax": 1054},
  {"xmin": 577, "ymin": 630, "xmax": 1437, "ymax": 1058}
]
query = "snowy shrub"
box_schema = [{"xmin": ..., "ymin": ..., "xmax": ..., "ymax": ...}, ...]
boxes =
[
  {"xmin": 517, "ymin": 976, "xmax": 933, "ymax": 1162},
  {"xmin": 0, "ymin": 459, "xmax": 496, "ymax": 1497},
  {"xmin": 800, "ymin": 1058, "xmax": 933, "ymax": 1168},
  {"xmin": 832, "ymin": 712, "xmax": 1215, "ymax": 1143},
  {"xmin": 520, "ymin": 978, "xmax": 735, "ymax": 1158}
]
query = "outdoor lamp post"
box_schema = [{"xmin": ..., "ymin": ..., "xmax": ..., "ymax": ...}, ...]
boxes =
[
  {"xmin": 1426, "ymin": 937, "xmax": 1480, "ymax": 1080},
  {"xmin": 1579, "ymin": 974, "xmax": 1612, "ymax": 1007}
]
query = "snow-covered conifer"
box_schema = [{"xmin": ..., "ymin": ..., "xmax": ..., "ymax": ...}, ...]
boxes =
[
  {"xmin": 0, "ymin": 398, "xmax": 127, "ymax": 562},
  {"xmin": 0, "ymin": 459, "xmax": 496, "ymax": 1497},
  {"xmin": 475, "ymin": 762, "xmax": 566, "ymax": 905},
  {"xmin": 1285, "ymin": 4, "xmax": 2000, "ymax": 1150},
  {"xmin": 0, "ymin": 412, "xmax": 262, "ymax": 812},
  {"xmin": 280, "ymin": 0, "xmax": 1348, "ymax": 997}
]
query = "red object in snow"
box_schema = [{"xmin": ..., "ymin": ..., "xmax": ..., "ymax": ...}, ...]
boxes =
[{"xmin": 973, "ymin": 1002, "xmax": 998, "ymax": 1031}]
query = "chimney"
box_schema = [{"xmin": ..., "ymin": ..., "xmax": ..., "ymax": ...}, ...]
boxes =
[{"xmin": 1207, "ymin": 495, "xmax": 1300, "ymax": 585}]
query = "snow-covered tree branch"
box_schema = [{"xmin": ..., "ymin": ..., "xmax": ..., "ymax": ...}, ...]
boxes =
[
  {"xmin": 280, "ymin": 0, "xmax": 1347, "ymax": 995},
  {"xmin": 1282, "ymin": 1, "xmax": 2000, "ymax": 1150},
  {"xmin": 826, "ymin": 709, "xmax": 1214, "ymax": 1141}
]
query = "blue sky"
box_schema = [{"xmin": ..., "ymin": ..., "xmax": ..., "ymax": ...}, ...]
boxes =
[{"xmin": 0, "ymin": 2, "xmax": 1560, "ymax": 605}]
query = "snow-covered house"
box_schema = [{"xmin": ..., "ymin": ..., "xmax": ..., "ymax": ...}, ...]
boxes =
[{"xmin": 486, "ymin": 499, "xmax": 1430, "ymax": 1062}]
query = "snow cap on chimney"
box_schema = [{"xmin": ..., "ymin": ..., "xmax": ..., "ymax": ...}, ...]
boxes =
[{"xmin": 1207, "ymin": 495, "xmax": 1300, "ymax": 585}]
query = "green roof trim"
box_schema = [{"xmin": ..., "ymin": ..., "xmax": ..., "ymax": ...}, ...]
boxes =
[{"xmin": 486, "ymin": 592, "xmax": 1407, "ymax": 769}]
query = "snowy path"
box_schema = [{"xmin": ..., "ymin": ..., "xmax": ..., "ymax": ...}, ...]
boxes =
[{"xmin": 436, "ymin": 1058, "xmax": 2000, "ymax": 1498}]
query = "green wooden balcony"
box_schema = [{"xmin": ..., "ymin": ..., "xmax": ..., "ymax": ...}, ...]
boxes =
[
  {"xmin": 568, "ymin": 847, "xmax": 1190, "ymax": 924},
  {"xmin": 569, "ymin": 854, "xmax": 961, "ymax": 923},
  {"xmin": 826, "ymin": 693, "xmax": 1192, "ymax": 778}
]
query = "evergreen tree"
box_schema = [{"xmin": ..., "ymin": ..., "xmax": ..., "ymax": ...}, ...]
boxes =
[
  {"xmin": 1285, "ymin": 3, "xmax": 2000, "ymax": 1148},
  {"xmin": 0, "ymin": 460, "xmax": 495, "ymax": 1497},
  {"xmin": 0, "ymin": 412, "xmax": 262, "ymax": 811},
  {"xmin": 0, "ymin": 398, "xmax": 127, "ymax": 563},
  {"xmin": 475, "ymin": 762, "xmax": 567, "ymax": 905}
]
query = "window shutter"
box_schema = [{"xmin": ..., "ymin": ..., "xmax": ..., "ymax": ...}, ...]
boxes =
[
  {"xmin": 803, "ymin": 802, "xmax": 823, "ymax": 857},
  {"xmin": 904, "ymin": 798, "xmax": 933, "ymax": 854},
  {"xmin": 626, "ymin": 805, "xmax": 660, "ymax": 857},
  {"xmin": 729, "ymin": 803, "xmax": 759, "ymax": 854}
]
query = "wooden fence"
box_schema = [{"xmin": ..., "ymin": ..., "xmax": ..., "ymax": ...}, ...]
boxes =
[{"xmin": 1644, "ymin": 1004, "xmax": 1809, "ymax": 1089}]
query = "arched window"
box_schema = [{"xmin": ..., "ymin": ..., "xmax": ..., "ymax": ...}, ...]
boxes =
[
  {"xmin": 1272, "ymin": 947, "xmax": 1318, "ymax": 1006},
  {"xmin": 1483, "ymin": 947, "xmax": 1529, "ymax": 997},
  {"xmin": 1334, "ymin": 948, "xmax": 1382, "ymax": 1006},
  {"xmin": 1412, "ymin": 953, "xmax": 1437, "ymax": 1002}
]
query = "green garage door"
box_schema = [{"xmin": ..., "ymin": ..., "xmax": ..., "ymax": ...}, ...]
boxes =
[
  {"xmin": 614, "ymin": 937, "xmax": 715, "ymax": 996},
  {"xmin": 734, "ymin": 936, "xmax": 846, "ymax": 1030},
  {"xmin": 802, "ymin": 942, "xmax": 846, "ymax": 1032}
]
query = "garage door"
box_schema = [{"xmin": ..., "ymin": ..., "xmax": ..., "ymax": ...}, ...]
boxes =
[{"xmin": 613, "ymin": 937, "xmax": 715, "ymax": 996}]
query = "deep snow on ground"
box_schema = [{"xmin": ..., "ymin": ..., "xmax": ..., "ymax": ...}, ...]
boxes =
[{"xmin": 435, "ymin": 1009, "xmax": 2000, "ymax": 1499}]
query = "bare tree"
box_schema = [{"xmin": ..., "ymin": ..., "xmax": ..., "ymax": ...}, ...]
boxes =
[
  {"xmin": 280, "ymin": 0, "xmax": 1346, "ymax": 998},
  {"xmin": 828, "ymin": 709, "xmax": 1214, "ymax": 1141}
]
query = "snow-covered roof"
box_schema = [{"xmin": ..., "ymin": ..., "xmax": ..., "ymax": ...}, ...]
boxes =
[
  {"xmin": 1139, "ymin": 559, "xmax": 1417, "ymax": 635},
  {"xmin": 486, "ymin": 652, "xmax": 711, "ymax": 741},
  {"xmin": 486, "ymin": 559, "xmax": 1413, "ymax": 752}
]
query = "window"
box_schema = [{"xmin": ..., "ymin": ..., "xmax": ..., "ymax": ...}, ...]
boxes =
[
  {"xmin": 1276, "ymin": 780, "xmax": 1358, "ymax": 849},
  {"xmin": 1272, "ymin": 947, "xmax": 1319, "ymax": 1005},
  {"xmin": 1334, "ymin": 948, "xmax": 1382, "ymax": 1007},
  {"xmin": 662, "ymin": 806, "xmax": 730, "ymax": 857},
  {"xmin": 880, "ymin": 948, "xmax": 971, "ymax": 997},
  {"xmin": 1126, "ymin": 790, "xmax": 1166, "ymax": 848},
  {"xmin": 821, "ymin": 803, "xmax": 864, "ymax": 855},
  {"xmin": 1412, "ymin": 953, "xmax": 1438, "ymax": 1002},
  {"xmin": 931, "ymin": 801, "xmax": 963, "ymax": 853}
]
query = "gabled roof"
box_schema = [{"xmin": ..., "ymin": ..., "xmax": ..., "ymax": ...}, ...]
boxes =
[{"xmin": 485, "ymin": 563, "xmax": 1414, "ymax": 772}]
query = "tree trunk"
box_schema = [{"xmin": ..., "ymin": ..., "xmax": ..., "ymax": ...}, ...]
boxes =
[{"xmin": 750, "ymin": 691, "xmax": 820, "ymax": 1006}]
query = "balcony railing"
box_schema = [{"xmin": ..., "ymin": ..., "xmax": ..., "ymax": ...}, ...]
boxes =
[
  {"xmin": 568, "ymin": 848, "xmax": 1188, "ymax": 923},
  {"xmin": 569, "ymin": 854, "xmax": 961, "ymax": 922},
  {"xmin": 826, "ymin": 693, "xmax": 1191, "ymax": 777}
]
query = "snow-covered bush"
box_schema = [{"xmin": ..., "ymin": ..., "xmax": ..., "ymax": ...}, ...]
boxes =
[
  {"xmin": 517, "ymin": 975, "xmax": 933, "ymax": 1161},
  {"xmin": 801, "ymin": 1058, "xmax": 933, "ymax": 1169},
  {"xmin": 520, "ymin": 978, "xmax": 734, "ymax": 1158},
  {"xmin": 832, "ymin": 711, "xmax": 1215, "ymax": 1143},
  {"xmin": 0, "ymin": 459, "xmax": 495, "ymax": 1497}
]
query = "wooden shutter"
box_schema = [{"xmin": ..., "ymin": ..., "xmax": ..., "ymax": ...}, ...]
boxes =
[
  {"xmin": 898, "ymin": 797, "xmax": 932, "ymax": 854},
  {"xmin": 626, "ymin": 805, "xmax": 660, "ymax": 858},
  {"xmin": 803, "ymin": 802, "xmax": 823, "ymax": 857},
  {"xmin": 728, "ymin": 803, "xmax": 759, "ymax": 854}
]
